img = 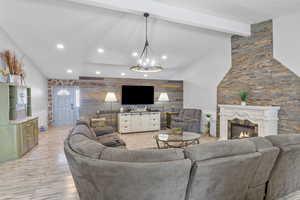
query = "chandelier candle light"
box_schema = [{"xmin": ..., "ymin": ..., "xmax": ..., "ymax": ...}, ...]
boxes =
[{"xmin": 130, "ymin": 13, "xmax": 164, "ymax": 73}]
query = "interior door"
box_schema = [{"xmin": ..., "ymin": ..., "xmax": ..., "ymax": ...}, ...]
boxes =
[{"xmin": 53, "ymin": 86, "xmax": 79, "ymax": 126}]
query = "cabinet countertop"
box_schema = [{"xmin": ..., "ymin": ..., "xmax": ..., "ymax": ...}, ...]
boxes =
[{"xmin": 9, "ymin": 116, "xmax": 38, "ymax": 124}]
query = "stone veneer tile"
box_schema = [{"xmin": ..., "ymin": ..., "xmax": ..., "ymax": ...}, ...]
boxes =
[{"xmin": 217, "ymin": 20, "xmax": 300, "ymax": 136}]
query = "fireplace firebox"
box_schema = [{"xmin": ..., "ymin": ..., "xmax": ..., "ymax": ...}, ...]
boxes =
[{"xmin": 228, "ymin": 119, "xmax": 258, "ymax": 139}]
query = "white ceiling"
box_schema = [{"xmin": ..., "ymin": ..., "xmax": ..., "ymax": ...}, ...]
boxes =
[
  {"xmin": 155, "ymin": 0, "xmax": 300, "ymax": 24},
  {"xmin": 0, "ymin": 0, "xmax": 299, "ymax": 80}
]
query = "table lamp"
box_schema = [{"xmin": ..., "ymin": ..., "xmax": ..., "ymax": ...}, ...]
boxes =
[{"xmin": 105, "ymin": 92, "xmax": 117, "ymax": 127}]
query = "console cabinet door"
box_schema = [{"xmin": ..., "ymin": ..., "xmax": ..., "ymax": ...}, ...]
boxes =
[
  {"xmin": 118, "ymin": 113, "xmax": 161, "ymax": 133},
  {"xmin": 131, "ymin": 114, "xmax": 142, "ymax": 132}
]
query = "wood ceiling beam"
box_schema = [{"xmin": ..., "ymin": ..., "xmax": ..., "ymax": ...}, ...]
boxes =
[{"xmin": 65, "ymin": 0, "xmax": 251, "ymax": 36}]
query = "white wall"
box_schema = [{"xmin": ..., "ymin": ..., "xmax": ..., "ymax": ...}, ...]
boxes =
[
  {"xmin": 0, "ymin": 27, "xmax": 48, "ymax": 128},
  {"xmin": 172, "ymin": 36, "xmax": 231, "ymax": 136},
  {"xmin": 273, "ymin": 12, "xmax": 300, "ymax": 76}
]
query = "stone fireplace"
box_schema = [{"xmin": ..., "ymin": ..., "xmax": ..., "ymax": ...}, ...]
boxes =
[
  {"xmin": 228, "ymin": 119, "xmax": 258, "ymax": 139},
  {"xmin": 219, "ymin": 105, "xmax": 280, "ymax": 140}
]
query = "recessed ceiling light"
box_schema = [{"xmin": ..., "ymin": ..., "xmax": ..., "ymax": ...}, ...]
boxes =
[
  {"xmin": 144, "ymin": 74, "xmax": 148, "ymax": 77},
  {"xmin": 161, "ymin": 55, "xmax": 168, "ymax": 60},
  {"xmin": 121, "ymin": 72, "xmax": 126, "ymax": 76},
  {"xmin": 132, "ymin": 52, "xmax": 138, "ymax": 57},
  {"xmin": 67, "ymin": 69, "xmax": 73, "ymax": 73},
  {"xmin": 56, "ymin": 43, "xmax": 64, "ymax": 50},
  {"xmin": 96, "ymin": 71, "xmax": 101, "ymax": 75},
  {"xmin": 97, "ymin": 48, "xmax": 104, "ymax": 53}
]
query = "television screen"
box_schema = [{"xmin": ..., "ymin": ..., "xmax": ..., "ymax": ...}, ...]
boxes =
[{"xmin": 122, "ymin": 85, "xmax": 154, "ymax": 105}]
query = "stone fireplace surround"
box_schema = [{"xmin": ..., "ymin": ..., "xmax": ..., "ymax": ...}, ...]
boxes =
[{"xmin": 219, "ymin": 104, "xmax": 280, "ymax": 140}]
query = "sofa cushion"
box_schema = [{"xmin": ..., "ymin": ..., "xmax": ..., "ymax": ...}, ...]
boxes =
[
  {"xmin": 184, "ymin": 139, "xmax": 256, "ymax": 161},
  {"xmin": 93, "ymin": 126, "xmax": 114, "ymax": 136},
  {"xmin": 266, "ymin": 134, "xmax": 300, "ymax": 147},
  {"xmin": 243, "ymin": 137, "xmax": 280, "ymax": 200},
  {"xmin": 187, "ymin": 152, "xmax": 261, "ymax": 200},
  {"xmin": 64, "ymin": 143, "xmax": 192, "ymax": 200},
  {"xmin": 247, "ymin": 137, "xmax": 274, "ymax": 149},
  {"xmin": 100, "ymin": 147, "xmax": 185, "ymax": 162},
  {"xmin": 68, "ymin": 134, "xmax": 106, "ymax": 159},
  {"xmin": 72, "ymin": 124, "xmax": 97, "ymax": 139},
  {"xmin": 265, "ymin": 134, "xmax": 300, "ymax": 200}
]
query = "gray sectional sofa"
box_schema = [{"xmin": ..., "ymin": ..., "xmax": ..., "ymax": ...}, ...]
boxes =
[{"xmin": 64, "ymin": 123, "xmax": 300, "ymax": 200}]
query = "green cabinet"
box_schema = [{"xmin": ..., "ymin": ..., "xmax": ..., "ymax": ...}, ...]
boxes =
[
  {"xmin": 0, "ymin": 84, "xmax": 38, "ymax": 163},
  {"xmin": 19, "ymin": 119, "xmax": 39, "ymax": 156}
]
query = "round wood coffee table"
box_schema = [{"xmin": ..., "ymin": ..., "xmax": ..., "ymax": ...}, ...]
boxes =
[{"xmin": 154, "ymin": 132, "xmax": 201, "ymax": 149}]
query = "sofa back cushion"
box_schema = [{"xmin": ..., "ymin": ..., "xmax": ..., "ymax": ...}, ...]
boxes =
[
  {"xmin": 179, "ymin": 109, "xmax": 201, "ymax": 120},
  {"xmin": 72, "ymin": 123, "xmax": 97, "ymax": 140},
  {"xmin": 100, "ymin": 147, "xmax": 185, "ymax": 162},
  {"xmin": 245, "ymin": 137, "xmax": 279, "ymax": 200},
  {"xmin": 265, "ymin": 134, "xmax": 300, "ymax": 200},
  {"xmin": 68, "ymin": 134, "xmax": 106, "ymax": 159},
  {"xmin": 185, "ymin": 139, "xmax": 261, "ymax": 200},
  {"xmin": 64, "ymin": 143, "xmax": 192, "ymax": 200},
  {"xmin": 184, "ymin": 139, "xmax": 256, "ymax": 161}
]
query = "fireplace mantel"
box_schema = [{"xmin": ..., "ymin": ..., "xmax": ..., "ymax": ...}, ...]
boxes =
[{"xmin": 219, "ymin": 104, "xmax": 280, "ymax": 140}]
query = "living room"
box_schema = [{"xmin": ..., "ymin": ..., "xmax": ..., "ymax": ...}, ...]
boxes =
[{"xmin": 0, "ymin": 0, "xmax": 300, "ymax": 200}]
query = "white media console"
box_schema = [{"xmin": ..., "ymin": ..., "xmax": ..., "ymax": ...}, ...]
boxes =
[{"xmin": 118, "ymin": 112, "xmax": 161, "ymax": 134}]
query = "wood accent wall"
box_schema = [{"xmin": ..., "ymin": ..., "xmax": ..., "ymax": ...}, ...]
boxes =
[{"xmin": 48, "ymin": 77, "xmax": 183, "ymax": 127}]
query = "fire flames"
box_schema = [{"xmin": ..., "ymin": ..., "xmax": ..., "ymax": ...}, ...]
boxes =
[{"xmin": 239, "ymin": 132, "xmax": 250, "ymax": 138}]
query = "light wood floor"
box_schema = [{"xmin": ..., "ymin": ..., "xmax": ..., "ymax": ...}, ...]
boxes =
[{"xmin": 0, "ymin": 126, "xmax": 299, "ymax": 200}]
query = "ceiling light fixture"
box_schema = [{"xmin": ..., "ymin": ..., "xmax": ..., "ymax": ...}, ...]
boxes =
[
  {"xmin": 144, "ymin": 74, "xmax": 148, "ymax": 77},
  {"xmin": 121, "ymin": 72, "xmax": 126, "ymax": 76},
  {"xmin": 97, "ymin": 48, "xmax": 104, "ymax": 53},
  {"xmin": 161, "ymin": 55, "xmax": 168, "ymax": 60},
  {"xmin": 67, "ymin": 69, "xmax": 73, "ymax": 73},
  {"xmin": 56, "ymin": 43, "xmax": 64, "ymax": 50},
  {"xmin": 96, "ymin": 71, "xmax": 101, "ymax": 75},
  {"xmin": 130, "ymin": 13, "xmax": 164, "ymax": 73}
]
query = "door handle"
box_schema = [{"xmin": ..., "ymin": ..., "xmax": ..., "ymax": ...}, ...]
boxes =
[{"xmin": 71, "ymin": 104, "xmax": 74, "ymax": 110}]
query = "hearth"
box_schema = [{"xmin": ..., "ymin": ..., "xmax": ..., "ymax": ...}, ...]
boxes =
[
  {"xmin": 228, "ymin": 119, "xmax": 258, "ymax": 139},
  {"xmin": 219, "ymin": 105, "xmax": 280, "ymax": 140}
]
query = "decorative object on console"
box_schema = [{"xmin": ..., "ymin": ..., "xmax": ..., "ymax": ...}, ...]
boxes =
[
  {"xmin": 130, "ymin": 13, "xmax": 164, "ymax": 73},
  {"xmin": 239, "ymin": 90, "xmax": 249, "ymax": 106},
  {"xmin": 105, "ymin": 92, "xmax": 117, "ymax": 127}
]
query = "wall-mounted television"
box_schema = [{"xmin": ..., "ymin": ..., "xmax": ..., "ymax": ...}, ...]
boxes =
[{"xmin": 122, "ymin": 85, "xmax": 154, "ymax": 105}]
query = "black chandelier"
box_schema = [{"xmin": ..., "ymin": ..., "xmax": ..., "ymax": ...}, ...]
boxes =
[{"xmin": 130, "ymin": 13, "xmax": 164, "ymax": 73}]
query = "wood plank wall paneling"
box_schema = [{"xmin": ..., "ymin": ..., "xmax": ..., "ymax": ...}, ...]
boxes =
[{"xmin": 48, "ymin": 77, "xmax": 183, "ymax": 128}]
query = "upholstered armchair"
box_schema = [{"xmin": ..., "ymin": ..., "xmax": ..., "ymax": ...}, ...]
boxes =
[{"xmin": 171, "ymin": 109, "xmax": 202, "ymax": 133}]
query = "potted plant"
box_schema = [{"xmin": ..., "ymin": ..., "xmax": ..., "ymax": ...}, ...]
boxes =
[
  {"xmin": 0, "ymin": 50, "xmax": 24, "ymax": 85},
  {"xmin": 205, "ymin": 114, "xmax": 211, "ymax": 136},
  {"xmin": 239, "ymin": 90, "xmax": 249, "ymax": 106}
]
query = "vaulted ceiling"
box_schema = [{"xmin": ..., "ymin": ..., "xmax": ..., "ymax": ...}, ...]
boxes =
[{"xmin": 0, "ymin": 0, "xmax": 299, "ymax": 79}]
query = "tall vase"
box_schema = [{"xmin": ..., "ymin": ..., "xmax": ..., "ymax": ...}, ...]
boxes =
[{"xmin": 241, "ymin": 101, "xmax": 246, "ymax": 106}]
